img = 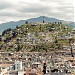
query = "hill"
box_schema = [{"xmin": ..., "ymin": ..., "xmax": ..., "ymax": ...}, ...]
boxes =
[{"xmin": 0, "ymin": 22, "xmax": 74, "ymax": 52}]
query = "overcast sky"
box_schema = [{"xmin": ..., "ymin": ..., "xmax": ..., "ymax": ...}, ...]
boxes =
[{"xmin": 0, "ymin": 0, "xmax": 74, "ymax": 24}]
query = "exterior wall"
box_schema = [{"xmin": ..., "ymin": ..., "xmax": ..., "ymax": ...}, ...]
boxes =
[
  {"xmin": 18, "ymin": 71, "xmax": 25, "ymax": 75},
  {"xmin": 15, "ymin": 61, "xmax": 22, "ymax": 71},
  {"xmin": 9, "ymin": 65, "xmax": 15, "ymax": 71},
  {"xmin": 0, "ymin": 68, "xmax": 8, "ymax": 75},
  {"xmin": 8, "ymin": 71, "xmax": 18, "ymax": 75}
]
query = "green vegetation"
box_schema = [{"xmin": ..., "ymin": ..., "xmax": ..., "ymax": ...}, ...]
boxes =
[{"xmin": 0, "ymin": 22, "xmax": 74, "ymax": 52}]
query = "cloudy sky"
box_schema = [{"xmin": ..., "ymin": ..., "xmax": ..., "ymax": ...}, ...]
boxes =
[{"xmin": 0, "ymin": 0, "xmax": 74, "ymax": 23}]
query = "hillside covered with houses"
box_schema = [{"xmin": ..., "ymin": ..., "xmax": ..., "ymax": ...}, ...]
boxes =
[{"xmin": 0, "ymin": 21, "xmax": 75, "ymax": 52}]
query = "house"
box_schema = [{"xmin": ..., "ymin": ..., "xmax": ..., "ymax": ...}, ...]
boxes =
[
  {"xmin": 0, "ymin": 64, "xmax": 13, "ymax": 75},
  {"xmin": 14, "ymin": 61, "xmax": 23, "ymax": 71}
]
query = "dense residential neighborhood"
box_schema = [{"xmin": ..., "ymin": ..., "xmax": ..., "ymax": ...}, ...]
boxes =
[
  {"xmin": 0, "ymin": 19, "xmax": 75, "ymax": 75},
  {"xmin": 0, "ymin": 51, "xmax": 75, "ymax": 75},
  {"xmin": 0, "ymin": 0, "xmax": 74, "ymax": 74}
]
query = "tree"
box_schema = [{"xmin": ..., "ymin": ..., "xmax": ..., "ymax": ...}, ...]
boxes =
[
  {"xmin": 43, "ymin": 16, "xmax": 45, "ymax": 23},
  {"xmin": 16, "ymin": 44, "xmax": 23, "ymax": 52},
  {"xmin": 55, "ymin": 22, "xmax": 57, "ymax": 24},
  {"xmin": 12, "ymin": 31, "xmax": 18, "ymax": 38},
  {"xmin": 25, "ymin": 21, "xmax": 28, "ymax": 24},
  {"xmin": 69, "ymin": 38, "xmax": 74, "ymax": 57},
  {"xmin": 43, "ymin": 63, "xmax": 47, "ymax": 74},
  {"xmin": 60, "ymin": 22, "xmax": 62, "ymax": 24},
  {"xmin": 16, "ymin": 26, "xmax": 19, "ymax": 29},
  {"xmin": 39, "ymin": 24, "xmax": 42, "ymax": 32}
]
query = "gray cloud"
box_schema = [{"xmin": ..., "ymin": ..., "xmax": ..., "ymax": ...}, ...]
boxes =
[
  {"xmin": 0, "ymin": 0, "xmax": 74, "ymax": 23},
  {"xmin": 0, "ymin": 1, "xmax": 13, "ymax": 10},
  {"xmin": 17, "ymin": 5, "xmax": 50, "ymax": 13},
  {"xmin": 57, "ymin": 7, "xmax": 74, "ymax": 14}
]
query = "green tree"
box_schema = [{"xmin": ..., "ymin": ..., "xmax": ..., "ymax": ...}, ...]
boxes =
[
  {"xmin": 69, "ymin": 38, "xmax": 74, "ymax": 57},
  {"xmin": 16, "ymin": 44, "xmax": 23, "ymax": 52}
]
